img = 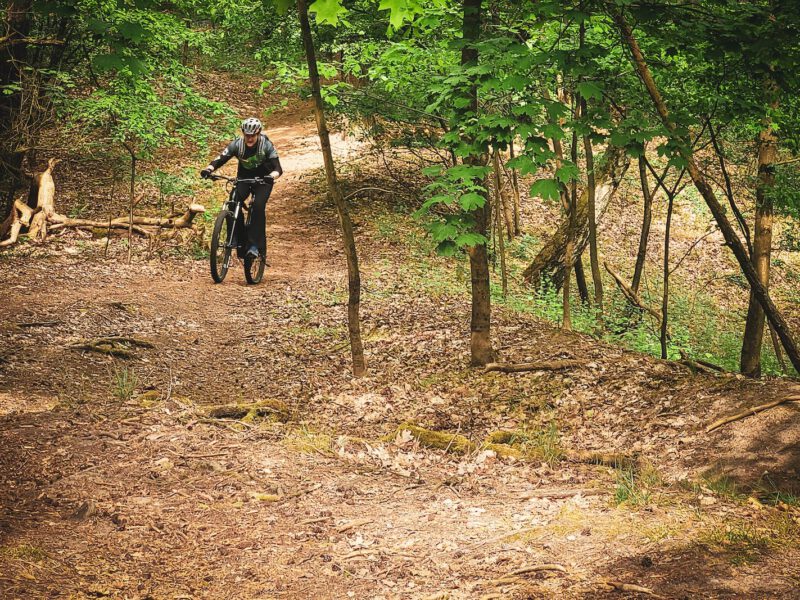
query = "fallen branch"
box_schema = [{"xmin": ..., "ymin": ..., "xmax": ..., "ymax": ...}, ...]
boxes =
[
  {"xmin": 705, "ymin": 395, "xmax": 800, "ymax": 433},
  {"xmin": 485, "ymin": 359, "xmax": 586, "ymax": 373},
  {"xmin": 602, "ymin": 580, "xmax": 663, "ymax": 598},
  {"xmin": 337, "ymin": 518, "xmax": 374, "ymax": 533},
  {"xmin": 507, "ymin": 564, "xmax": 567, "ymax": 577},
  {"xmin": 605, "ymin": 262, "xmax": 662, "ymax": 321},
  {"xmin": 0, "ymin": 160, "xmax": 205, "ymax": 249},
  {"xmin": 518, "ymin": 488, "xmax": 606, "ymax": 500}
]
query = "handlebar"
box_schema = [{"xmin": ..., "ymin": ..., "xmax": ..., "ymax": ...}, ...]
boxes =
[{"xmin": 206, "ymin": 174, "xmax": 274, "ymax": 185}]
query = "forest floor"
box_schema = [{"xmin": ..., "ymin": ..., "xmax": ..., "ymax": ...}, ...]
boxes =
[{"xmin": 1, "ymin": 91, "xmax": 800, "ymax": 600}]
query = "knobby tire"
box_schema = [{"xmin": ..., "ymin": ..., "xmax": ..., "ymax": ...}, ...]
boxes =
[{"xmin": 210, "ymin": 209, "xmax": 232, "ymax": 283}]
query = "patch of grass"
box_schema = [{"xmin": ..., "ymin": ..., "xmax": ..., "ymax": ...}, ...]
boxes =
[
  {"xmin": 702, "ymin": 474, "xmax": 745, "ymax": 501},
  {"xmin": 1, "ymin": 544, "xmax": 48, "ymax": 562},
  {"xmin": 283, "ymin": 426, "xmax": 334, "ymax": 456},
  {"xmin": 755, "ymin": 475, "xmax": 800, "ymax": 507},
  {"xmin": 699, "ymin": 520, "xmax": 771, "ymax": 565},
  {"xmin": 507, "ymin": 233, "xmax": 539, "ymax": 260},
  {"xmin": 111, "ymin": 366, "xmax": 137, "ymax": 402},
  {"xmin": 489, "ymin": 422, "xmax": 564, "ymax": 465},
  {"xmin": 614, "ymin": 463, "xmax": 663, "ymax": 507}
]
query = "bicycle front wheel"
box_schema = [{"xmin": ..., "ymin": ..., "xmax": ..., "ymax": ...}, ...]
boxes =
[
  {"xmin": 244, "ymin": 251, "xmax": 266, "ymax": 285},
  {"xmin": 210, "ymin": 210, "xmax": 233, "ymax": 283}
]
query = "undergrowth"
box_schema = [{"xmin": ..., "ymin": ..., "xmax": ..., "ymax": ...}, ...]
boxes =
[{"xmin": 361, "ymin": 206, "xmax": 794, "ymax": 376}]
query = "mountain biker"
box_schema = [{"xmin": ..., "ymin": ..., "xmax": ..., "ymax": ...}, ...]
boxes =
[{"xmin": 201, "ymin": 117, "xmax": 283, "ymax": 259}]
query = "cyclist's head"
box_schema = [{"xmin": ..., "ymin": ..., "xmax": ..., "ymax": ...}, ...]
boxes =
[{"xmin": 241, "ymin": 117, "xmax": 262, "ymax": 136}]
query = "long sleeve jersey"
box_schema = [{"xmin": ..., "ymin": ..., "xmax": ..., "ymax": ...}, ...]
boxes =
[{"xmin": 209, "ymin": 134, "xmax": 284, "ymax": 178}]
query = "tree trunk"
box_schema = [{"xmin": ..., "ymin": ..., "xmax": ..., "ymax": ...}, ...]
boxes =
[
  {"xmin": 614, "ymin": 12, "xmax": 800, "ymax": 373},
  {"xmin": 297, "ymin": 0, "xmax": 366, "ymax": 376},
  {"xmin": 522, "ymin": 144, "xmax": 628, "ymax": 289},
  {"xmin": 632, "ymin": 154, "xmax": 654, "ymax": 294},
  {"xmin": 583, "ymin": 126, "xmax": 602, "ymax": 311},
  {"xmin": 574, "ymin": 252, "xmax": 590, "ymax": 304},
  {"xmin": 509, "ymin": 141, "xmax": 521, "ymax": 235},
  {"xmin": 492, "ymin": 151, "xmax": 508, "ymax": 298},
  {"xmin": 461, "ymin": 0, "xmax": 494, "ymax": 366},
  {"xmin": 0, "ymin": 0, "xmax": 33, "ymax": 222},
  {"xmin": 661, "ymin": 191, "xmax": 674, "ymax": 359},
  {"xmin": 740, "ymin": 95, "xmax": 778, "ymax": 378}
]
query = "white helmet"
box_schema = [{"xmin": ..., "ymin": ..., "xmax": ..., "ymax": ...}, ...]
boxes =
[{"xmin": 241, "ymin": 117, "xmax": 262, "ymax": 135}]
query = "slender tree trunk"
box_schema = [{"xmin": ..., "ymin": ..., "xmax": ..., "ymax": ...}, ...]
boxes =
[
  {"xmin": 614, "ymin": 12, "xmax": 800, "ymax": 372},
  {"xmin": 740, "ymin": 93, "xmax": 778, "ymax": 377},
  {"xmin": 563, "ymin": 123, "xmax": 580, "ymax": 330},
  {"xmin": 461, "ymin": 0, "xmax": 494, "ymax": 366},
  {"xmin": 661, "ymin": 191, "xmax": 674, "ymax": 359},
  {"xmin": 574, "ymin": 253, "xmax": 590, "ymax": 304},
  {"xmin": 632, "ymin": 154, "xmax": 654, "ymax": 294},
  {"xmin": 583, "ymin": 126, "xmax": 602, "ymax": 311},
  {"xmin": 493, "ymin": 151, "xmax": 508, "ymax": 298},
  {"xmin": 298, "ymin": 0, "xmax": 366, "ymax": 376},
  {"xmin": 509, "ymin": 141, "xmax": 521, "ymax": 235},
  {"xmin": 127, "ymin": 150, "xmax": 135, "ymax": 265}
]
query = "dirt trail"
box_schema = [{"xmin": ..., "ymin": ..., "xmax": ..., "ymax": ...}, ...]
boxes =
[{"xmin": 1, "ymin": 107, "xmax": 799, "ymax": 599}]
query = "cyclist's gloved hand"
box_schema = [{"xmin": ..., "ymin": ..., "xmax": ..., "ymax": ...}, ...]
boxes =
[{"xmin": 200, "ymin": 167, "xmax": 213, "ymax": 179}]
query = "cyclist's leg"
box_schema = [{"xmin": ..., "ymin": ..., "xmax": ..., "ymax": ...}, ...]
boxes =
[
  {"xmin": 233, "ymin": 181, "xmax": 251, "ymax": 257},
  {"xmin": 247, "ymin": 182, "xmax": 272, "ymax": 255}
]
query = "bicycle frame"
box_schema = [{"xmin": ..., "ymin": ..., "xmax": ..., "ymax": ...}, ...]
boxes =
[{"xmin": 212, "ymin": 175, "xmax": 272, "ymax": 271}]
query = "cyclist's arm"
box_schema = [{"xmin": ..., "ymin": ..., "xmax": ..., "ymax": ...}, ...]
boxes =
[
  {"xmin": 263, "ymin": 137, "xmax": 283, "ymax": 180},
  {"xmin": 205, "ymin": 140, "xmax": 238, "ymax": 172},
  {"xmin": 268, "ymin": 156, "xmax": 283, "ymax": 180}
]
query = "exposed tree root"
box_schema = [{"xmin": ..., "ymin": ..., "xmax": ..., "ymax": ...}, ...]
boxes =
[
  {"xmin": 566, "ymin": 450, "xmax": 638, "ymax": 471},
  {"xmin": 705, "ymin": 394, "xmax": 800, "ymax": 433},
  {"xmin": 485, "ymin": 360, "xmax": 586, "ymax": 373},
  {"xmin": 201, "ymin": 399, "xmax": 291, "ymax": 423},
  {"xmin": 69, "ymin": 336, "xmax": 154, "ymax": 358},
  {"xmin": 388, "ymin": 423, "xmax": 476, "ymax": 454}
]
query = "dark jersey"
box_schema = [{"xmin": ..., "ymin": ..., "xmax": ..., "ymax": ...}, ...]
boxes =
[{"xmin": 209, "ymin": 134, "xmax": 283, "ymax": 178}]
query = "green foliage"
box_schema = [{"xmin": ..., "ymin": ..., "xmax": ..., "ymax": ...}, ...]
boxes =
[
  {"xmin": 112, "ymin": 366, "xmax": 137, "ymax": 402},
  {"xmin": 614, "ymin": 464, "xmax": 662, "ymax": 507}
]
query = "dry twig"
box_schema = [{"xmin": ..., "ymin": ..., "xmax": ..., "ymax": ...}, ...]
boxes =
[{"xmin": 706, "ymin": 395, "xmax": 800, "ymax": 433}]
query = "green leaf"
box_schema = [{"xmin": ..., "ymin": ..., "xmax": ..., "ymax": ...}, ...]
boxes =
[
  {"xmin": 92, "ymin": 53, "xmax": 125, "ymax": 72},
  {"xmin": 576, "ymin": 81, "xmax": 603, "ymax": 101},
  {"xmin": 435, "ymin": 240, "xmax": 458, "ymax": 256},
  {"xmin": 458, "ymin": 192, "xmax": 486, "ymax": 211},
  {"xmin": 530, "ymin": 178, "xmax": 561, "ymax": 201},
  {"xmin": 555, "ymin": 163, "xmax": 580, "ymax": 184},
  {"xmin": 454, "ymin": 232, "xmax": 486, "ymax": 247},
  {"xmin": 308, "ymin": 0, "xmax": 348, "ymax": 26},
  {"xmin": 378, "ymin": 0, "xmax": 423, "ymax": 30},
  {"xmin": 430, "ymin": 221, "xmax": 459, "ymax": 242},
  {"xmin": 542, "ymin": 123, "xmax": 564, "ymax": 141},
  {"xmin": 118, "ymin": 21, "xmax": 145, "ymax": 43}
]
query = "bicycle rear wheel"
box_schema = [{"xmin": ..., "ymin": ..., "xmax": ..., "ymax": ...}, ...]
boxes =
[
  {"xmin": 210, "ymin": 210, "xmax": 233, "ymax": 283},
  {"xmin": 243, "ymin": 251, "xmax": 266, "ymax": 284}
]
